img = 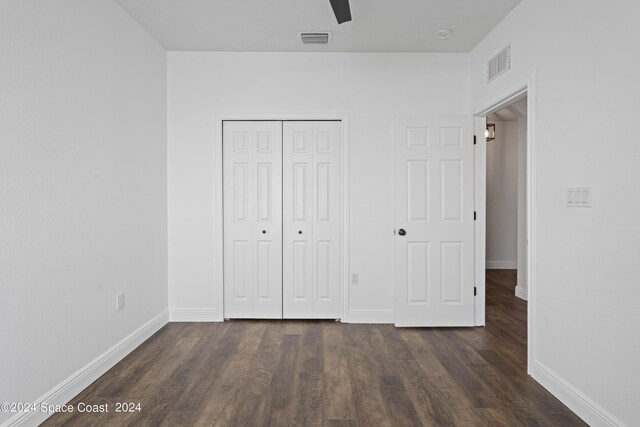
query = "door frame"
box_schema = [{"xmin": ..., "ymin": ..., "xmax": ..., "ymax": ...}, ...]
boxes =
[
  {"xmin": 213, "ymin": 113, "xmax": 351, "ymax": 322},
  {"xmin": 472, "ymin": 71, "xmax": 537, "ymax": 375}
]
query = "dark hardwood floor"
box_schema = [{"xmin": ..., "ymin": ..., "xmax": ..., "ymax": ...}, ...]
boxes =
[{"xmin": 44, "ymin": 270, "xmax": 585, "ymax": 426}]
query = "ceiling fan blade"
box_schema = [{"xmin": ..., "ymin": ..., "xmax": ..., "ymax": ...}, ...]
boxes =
[{"xmin": 329, "ymin": 0, "xmax": 352, "ymax": 24}]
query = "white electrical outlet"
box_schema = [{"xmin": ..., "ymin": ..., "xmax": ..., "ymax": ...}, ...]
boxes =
[
  {"xmin": 566, "ymin": 187, "xmax": 592, "ymax": 208},
  {"xmin": 351, "ymin": 273, "xmax": 359, "ymax": 285},
  {"xmin": 116, "ymin": 292, "xmax": 125, "ymax": 311}
]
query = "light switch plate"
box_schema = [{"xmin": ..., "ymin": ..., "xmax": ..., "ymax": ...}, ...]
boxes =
[{"xmin": 566, "ymin": 187, "xmax": 591, "ymax": 208}]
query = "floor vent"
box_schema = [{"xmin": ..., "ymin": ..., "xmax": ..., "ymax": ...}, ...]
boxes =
[
  {"xmin": 300, "ymin": 32, "xmax": 331, "ymax": 44},
  {"xmin": 487, "ymin": 45, "xmax": 510, "ymax": 83}
]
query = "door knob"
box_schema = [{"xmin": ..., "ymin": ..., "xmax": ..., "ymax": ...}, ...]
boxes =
[
  {"xmin": 298, "ymin": 230, "xmax": 302, "ymax": 234},
  {"xmin": 262, "ymin": 230, "xmax": 266, "ymax": 234},
  {"xmin": 398, "ymin": 228, "xmax": 406, "ymax": 236}
]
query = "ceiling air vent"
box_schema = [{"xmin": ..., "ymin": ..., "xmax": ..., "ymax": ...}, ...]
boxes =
[
  {"xmin": 300, "ymin": 32, "xmax": 331, "ymax": 45},
  {"xmin": 487, "ymin": 45, "xmax": 510, "ymax": 83}
]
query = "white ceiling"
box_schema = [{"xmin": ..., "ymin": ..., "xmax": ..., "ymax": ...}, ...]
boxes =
[
  {"xmin": 489, "ymin": 109, "xmax": 519, "ymax": 122},
  {"xmin": 116, "ymin": 0, "xmax": 521, "ymax": 52},
  {"xmin": 488, "ymin": 97, "xmax": 527, "ymax": 122}
]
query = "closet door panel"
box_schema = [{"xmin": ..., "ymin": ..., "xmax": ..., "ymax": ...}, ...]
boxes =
[
  {"xmin": 283, "ymin": 123, "xmax": 314, "ymax": 317},
  {"xmin": 253, "ymin": 126, "xmax": 283, "ymax": 318},
  {"xmin": 311, "ymin": 123, "xmax": 342, "ymax": 318},
  {"xmin": 283, "ymin": 121, "xmax": 342, "ymax": 319},
  {"xmin": 223, "ymin": 121, "xmax": 282, "ymax": 319}
]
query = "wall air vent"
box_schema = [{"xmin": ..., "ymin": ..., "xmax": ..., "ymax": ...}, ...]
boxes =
[
  {"xmin": 300, "ymin": 32, "xmax": 331, "ymax": 45},
  {"xmin": 487, "ymin": 45, "xmax": 511, "ymax": 83}
]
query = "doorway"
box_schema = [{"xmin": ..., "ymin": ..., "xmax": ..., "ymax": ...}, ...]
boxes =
[
  {"xmin": 475, "ymin": 87, "xmax": 532, "ymax": 373},
  {"xmin": 486, "ymin": 97, "xmax": 527, "ymax": 301}
]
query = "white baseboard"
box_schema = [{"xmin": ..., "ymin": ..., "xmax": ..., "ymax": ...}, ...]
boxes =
[
  {"xmin": 347, "ymin": 309, "xmax": 394, "ymax": 324},
  {"xmin": 169, "ymin": 308, "xmax": 221, "ymax": 322},
  {"xmin": 515, "ymin": 285, "xmax": 528, "ymax": 300},
  {"xmin": 2, "ymin": 310, "xmax": 169, "ymax": 427},
  {"xmin": 532, "ymin": 361, "xmax": 624, "ymax": 427},
  {"xmin": 486, "ymin": 260, "xmax": 517, "ymax": 269}
]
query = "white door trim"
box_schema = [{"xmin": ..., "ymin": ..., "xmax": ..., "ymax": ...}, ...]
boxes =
[
  {"xmin": 472, "ymin": 71, "xmax": 537, "ymax": 375},
  {"xmin": 213, "ymin": 113, "xmax": 351, "ymax": 322}
]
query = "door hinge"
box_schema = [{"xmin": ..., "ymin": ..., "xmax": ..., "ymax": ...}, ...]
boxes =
[
  {"xmin": 474, "ymin": 286, "xmax": 477, "ymax": 296},
  {"xmin": 474, "ymin": 211, "xmax": 477, "ymax": 221},
  {"xmin": 473, "ymin": 135, "xmax": 477, "ymax": 145}
]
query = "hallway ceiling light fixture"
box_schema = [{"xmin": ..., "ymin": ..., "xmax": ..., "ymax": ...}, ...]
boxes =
[
  {"xmin": 435, "ymin": 29, "xmax": 453, "ymax": 40},
  {"xmin": 486, "ymin": 123, "xmax": 496, "ymax": 141}
]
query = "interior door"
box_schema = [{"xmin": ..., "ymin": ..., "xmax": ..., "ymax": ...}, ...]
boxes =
[
  {"xmin": 223, "ymin": 121, "xmax": 282, "ymax": 318},
  {"xmin": 282, "ymin": 121, "xmax": 342, "ymax": 319},
  {"xmin": 394, "ymin": 116, "xmax": 475, "ymax": 326}
]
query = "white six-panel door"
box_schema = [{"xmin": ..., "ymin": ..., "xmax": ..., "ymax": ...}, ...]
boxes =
[
  {"xmin": 394, "ymin": 116, "xmax": 475, "ymax": 327},
  {"xmin": 283, "ymin": 122, "xmax": 342, "ymax": 319},
  {"xmin": 223, "ymin": 121, "xmax": 283, "ymax": 318}
]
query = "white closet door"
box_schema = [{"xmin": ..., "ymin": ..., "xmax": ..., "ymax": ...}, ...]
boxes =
[
  {"xmin": 223, "ymin": 121, "xmax": 282, "ymax": 318},
  {"xmin": 283, "ymin": 121, "xmax": 342, "ymax": 319},
  {"xmin": 394, "ymin": 116, "xmax": 475, "ymax": 327}
]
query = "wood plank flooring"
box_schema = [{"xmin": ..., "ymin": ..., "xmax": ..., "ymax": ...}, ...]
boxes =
[{"xmin": 44, "ymin": 270, "xmax": 586, "ymax": 426}]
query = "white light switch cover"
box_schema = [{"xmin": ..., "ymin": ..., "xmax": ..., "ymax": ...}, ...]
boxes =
[{"xmin": 566, "ymin": 187, "xmax": 591, "ymax": 208}]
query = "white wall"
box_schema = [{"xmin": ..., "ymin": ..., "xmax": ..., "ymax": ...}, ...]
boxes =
[
  {"xmin": 486, "ymin": 120, "xmax": 518, "ymax": 269},
  {"xmin": 0, "ymin": 1, "xmax": 167, "ymax": 424},
  {"xmin": 168, "ymin": 52, "xmax": 470, "ymax": 322},
  {"xmin": 470, "ymin": 0, "xmax": 640, "ymax": 425}
]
